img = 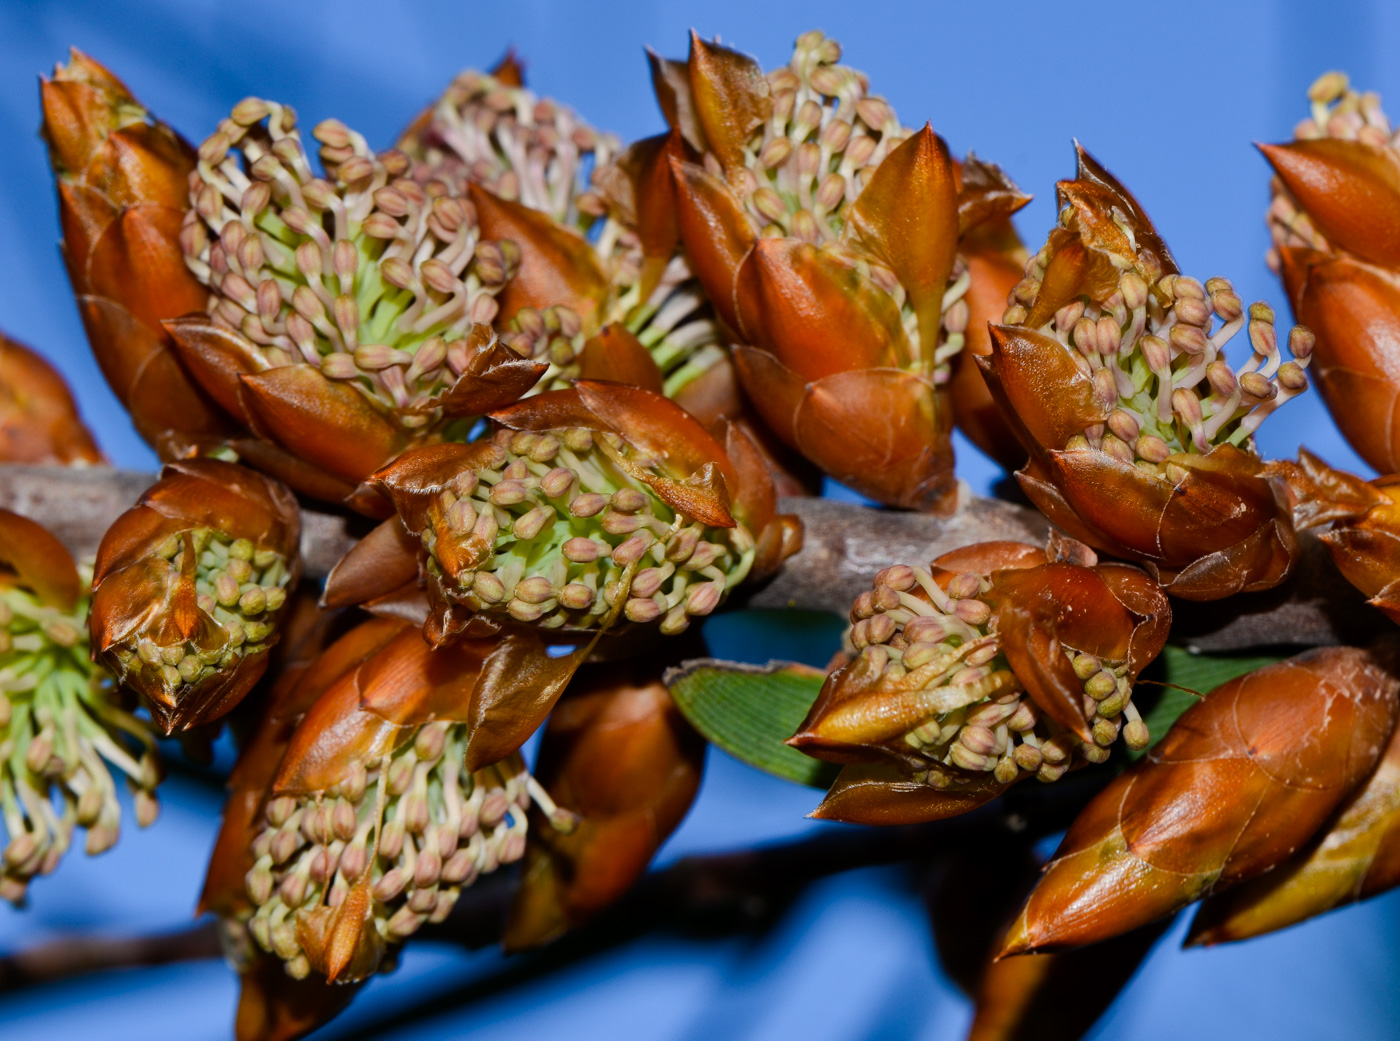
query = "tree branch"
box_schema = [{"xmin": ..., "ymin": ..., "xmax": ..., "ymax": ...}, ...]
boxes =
[
  {"xmin": 0, "ymin": 465, "xmax": 1380, "ymax": 652},
  {"xmin": 0, "ymin": 920, "xmax": 221, "ymax": 993},
  {"xmin": 0, "ymin": 770, "xmax": 1095, "ymax": 1000}
]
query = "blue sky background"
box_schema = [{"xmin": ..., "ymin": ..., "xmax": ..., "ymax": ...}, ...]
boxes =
[{"xmin": 3, "ymin": 1, "xmax": 1400, "ymax": 1039}]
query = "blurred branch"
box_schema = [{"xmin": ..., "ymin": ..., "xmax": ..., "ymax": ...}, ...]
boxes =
[
  {"xmin": 0, "ymin": 465, "xmax": 1381, "ymax": 651},
  {"xmin": 0, "ymin": 772, "xmax": 1097, "ymax": 999},
  {"xmin": 0, "ymin": 920, "xmax": 221, "ymax": 993},
  {"xmin": 341, "ymin": 774, "xmax": 1100, "ymax": 1040}
]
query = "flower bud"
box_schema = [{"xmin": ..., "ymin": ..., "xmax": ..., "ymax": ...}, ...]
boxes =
[
  {"xmin": 796, "ymin": 542, "xmax": 1169, "ymax": 827},
  {"xmin": 959, "ymin": 725, "xmax": 999, "ymax": 757},
  {"xmin": 42, "ymin": 52, "xmax": 232, "ymax": 455},
  {"xmin": 0, "ymin": 333, "xmax": 103, "ymax": 465},
  {"xmin": 1288, "ymin": 325, "xmax": 1316, "ymax": 360},
  {"xmin": 1206, "ymin": 360, "xmax": 1239, "ymax": 397},
  {"xmin": 90, "ymin": 460, "xmax": 300, "ymax": 734},
  {"xmin": 953, "ymin": 599, "xmax": 991, "ymax": 626},
  {"xmin": 373, "ymin": 390, "xmax": 764, "ymax": 641},
  {"xmin": 984, "ymin": 144, "xmax": 1313, "ymax": 598},
  {"xmin": 1002, "ymin": 647, "xmax": 1399, "ymax": 956}
]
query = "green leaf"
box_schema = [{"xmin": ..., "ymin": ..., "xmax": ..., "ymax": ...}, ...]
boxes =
[
  {"xmin": 666, "ymin": 659, "xmax": 840, "ymax": 788},
  {"xmin": 669, "ymin": 644, "xmax": 1300, "ymax": 779},
  {"xmin": 1128, "ymin": 645, "xmax": 1293, "ymax": 760}
]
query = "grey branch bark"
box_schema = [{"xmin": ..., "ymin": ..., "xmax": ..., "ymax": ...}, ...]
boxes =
[
  {"xmin": 0, "ymin": 464, "xmax": 366, "ymax": 579},
  {"xmin": 0, "ymin": 465, "xmax": 1381, "ymax": 652}
]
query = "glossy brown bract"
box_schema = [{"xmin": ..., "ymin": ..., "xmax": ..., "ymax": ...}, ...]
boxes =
[
  {"xmin": 794, "ymin": 540, "xmax": 1168, "ymax": 824},
  {"xmin": 1279, "ymin": 249, "xmax": 1400, "ymax": 474},
  {"xmin": 984, "ymin": 147, "xmax": 1312, "ymax": 599},
  {"xmin": 950, "ymin": 205, "xmax": 1031, "ymax": 469},
  {"xmin": 89, "ymin": 458, "xmax": 302, "ymax": 733},
  {"xmin": 1262, "ymin": 74, "xmax": 1400, "ymax": 474},
  {"xmin": 967, "ymin": 923, "xmax": 1170, "ymax": 1041},
  {"xmin": 662, "ymin": 30, "xmax": 1028, "ymax": 511},
  {"xmin": 1320, "ymin": 475, "xmax": 1400, "ymax": 624},
  {"xmin": 41, "ymin": 49, "xmax": 234, "ymax": 456},
  {"xmin": 0, "ymin": 331, "xmax": 103, "ymax": 464},
  {"xmin": 1000, "ymin": 647, "xmax": 1400, "ymax": 955},
  {"xmin": 505, "ymin": 654, "xmax": 704, "ymax": 948},
  {"xmin": 1187, "ymin": 693, "xmax": 1400, "ymax": 945}
]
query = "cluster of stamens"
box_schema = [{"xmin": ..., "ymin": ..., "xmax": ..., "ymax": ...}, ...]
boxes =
[
  {"xmin": 399, "ymin": 67, "xmax": 620, "ymax": 233},
  {"xmin": 420, "ymin": 427, "xmax": 755, "ymax": 636},
  {"xmin": 725, "ymin": 30, "xmax": 968, "ymax": 380},
  {"xmin": 1006, "ymin": 266, "xmax": 1312, "ymax": 469},
  {"xmin": 609, "ymin": 255, "xmax": 731, "ymax": 398},
  {"xmin": 848, "ymin": 563, "xmax": 1149, "ymax": 787},
  {"xmin": 245, "ymin": 740, "xmax": 547, "ymax": 979},
  {"xmin": 403, "ymin": 68, "xmax": 727, "ymax": 398},
  {"xmin": 0, "ymin": 578, "xmax": 159, "ymax": 904},
  {"xmin": 105, "ymin": 529, "xmax": 291, "ymax": 696},
  {"xmin": 45, "ymin": 58, "xmax": 165, "ymax": 179},
  {"xmin": 498, "ymin": 304, "xmax": 584, "ymax": 389},
  {"xmin": 1266, "ymin": 71, "xmax": 1399, "ymax": 268},
  {"xmin": 182, "ymin": 99, "xmax": 514, "ymax": 427},
  {"xmin": 737, "ymin": 31, "xmax": 903, "ymax": 243}
]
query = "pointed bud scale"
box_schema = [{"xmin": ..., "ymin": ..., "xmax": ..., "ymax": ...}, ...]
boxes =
[
  {"xmin": 172, "ymin": 99, "xmax": 546, "ymax": 501},
  {"xmin": 659, "ymin": 30, "xmax": 1027, "ymax": 510},
  {"xmin": 1187, "ymin": 690, "xmax": 1400, "ymax": 946},
  {"xmin": 0, "ymin": 509, "xmax": 159, "ymax": 901},
  {"xmin": 505, "ymin": 654, "xmax": 704, "ymax": 949},
  {"xmin": 967, "ymin": 921, "xmax": 1171, "ymax": 1041},
  {"xmin": 396, "ymin": 64, "xmax": 730, "ymax": 411},
  {"xmin": 685, "ymin": 32, "xmax": 773, "ymax": 177},
  {"xmin": 368, "ymin": 384, "xmax": 796, "ymax": 644},
  {"xmin": 847, "ymin": 125, "xmax": 959, "ymax": 359},
  {"xmin": 41, "ymin": 49, "xmax": 234, "ymax": 455},
  {"xmin": 1281, "ymin": 249, "xmax": 1400, "ymax": 473},
  {"xmin": 295, "ymin": 877, "xmax": 383, "ymax": 983},
  {"xmin": 1261, "ymin": 79, "xmax": 1400, "ymax": 472},
  {"xmin": 794, "ymin": 540, "xmax": 1168, "ymax": 824},
  {"xmin": 1262, "ymin": 136, "xmax": 1400, "ymax": 269},
  {"xmin": 924, "ymin": 830, "xmax": 1171, "ymax": 1041},
  {"xmin": 1000, "ymin": 647, "xmax": 1400, "ymax": 956},
  {"xmin": 232, "ymin": 951, "xmax": 359, "ymax": 1041},
  {"xmin": 465, "ymin": 182, "xmax": 611, "ymax": 331},
  {"xmin": 0, "ymin": 331, "xmax": 103, "ymax": 464},
  {"xmin": 89, "ymin": 459, "xmax": 301, "ymax": 733},
  {"xmin": 736, "ymin": 238, "xmax": 908, "ymax": 379},
  {"xmin": 982, "ymin": 150, "xmax": 1310, "ymax": 599},
  {"xmin": 948, "ymin": 228, "xmax": 1033, "ymax": 470},
  {"xmin": 1320, "ymin": 473, "xmax": 1400, "ymax": 625},
  {"xmin": 236, "ymin": 621, "xmax": 561, "ymax": 981}
]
